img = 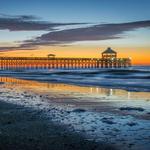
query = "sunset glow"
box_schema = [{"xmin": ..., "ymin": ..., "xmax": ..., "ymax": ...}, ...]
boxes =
[{"xmin": 0, "ymin": 46, "xmax": 149, "ymax": 65}]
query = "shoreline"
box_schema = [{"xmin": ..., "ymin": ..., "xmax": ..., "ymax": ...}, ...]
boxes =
[{"xmin": 0, "ymin": 77, "xmax": 150, "ymax": 150}]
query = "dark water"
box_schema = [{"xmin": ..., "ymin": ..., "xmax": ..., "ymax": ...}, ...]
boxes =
[{"xmin": 0, "ymin": 66, "xmax": 150, "ymax": 92}]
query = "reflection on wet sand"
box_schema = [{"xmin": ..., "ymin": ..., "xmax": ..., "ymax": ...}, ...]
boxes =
[
  {"xmin": 0, "ymin": 76, "xmax": 150, "ymax": 100},
  {"xmin": 0, "ymin": 77, "xmax": 150, "ymax": 150}
]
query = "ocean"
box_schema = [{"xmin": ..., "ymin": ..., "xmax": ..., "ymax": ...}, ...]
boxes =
[{"xmin": 0, "ymin": 66, "xmax": 150, "ymax": 92}]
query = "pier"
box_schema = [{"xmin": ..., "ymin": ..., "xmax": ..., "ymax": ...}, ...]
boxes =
[{"xmin": 0, "ymin": 48, "xmax": 131, "ymax": 70}]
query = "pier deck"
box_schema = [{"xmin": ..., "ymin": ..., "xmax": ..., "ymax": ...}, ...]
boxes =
[{"xmin": 0, "ymin": 57, "xmax": 131, "ymax": 69}]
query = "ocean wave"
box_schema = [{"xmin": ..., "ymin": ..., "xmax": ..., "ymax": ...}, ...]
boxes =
[{"xmin": 0, "ymin": 66, "xmax": 150, "ymax": 92}]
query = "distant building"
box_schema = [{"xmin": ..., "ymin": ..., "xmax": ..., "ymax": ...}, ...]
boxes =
[
  {"xmin": 102, "ymin": 47, "xmax": 117, "ymax": 59},
  {"xmin": 47, "ymin": 54, "xmax": 55, "ymax": 58}
]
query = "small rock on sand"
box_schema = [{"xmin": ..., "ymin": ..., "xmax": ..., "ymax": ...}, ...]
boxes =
[
  {"xmin": 119, "ymin": 107, "xmax": 145, "ymax": 112},
  {"xmin": 101, "ymin": 117, "xmax": 116, "ymax": 125},
  {"xmin": 72, "ymin": 108, "xmax": 86, "ymax": 113},
  {"xmin": 126, "ymin": 122, "xmax": 138, "ymax": 126}
]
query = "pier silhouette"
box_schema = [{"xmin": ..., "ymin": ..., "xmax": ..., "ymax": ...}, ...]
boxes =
[{"xmin": 0, "ymin": 48, "xmax": 131, "ymax": 70}]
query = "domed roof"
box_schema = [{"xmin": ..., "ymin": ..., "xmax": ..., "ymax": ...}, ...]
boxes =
[
  {"xmin": 47, "ymin": 54, "xmax": 55, "ymax": 56},
  {"xmin": 102, "ymin": 47, "xmax": 116, "ymax": 54}
]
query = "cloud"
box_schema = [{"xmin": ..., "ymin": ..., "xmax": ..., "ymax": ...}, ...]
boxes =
[
  {"xmin": 0, "ymin": 14, "xmax": 86, "ymax": 31},
  {"xmin": 35, "ymin": 20, "xmax": 150, "ymax": 42},
  {"xmin": 0, "ymin": 20, "xmax": 150, "ymax": 51},
  {"xmin": 0, "ymin": 13, "xmax": 39, "ymax": 20}
]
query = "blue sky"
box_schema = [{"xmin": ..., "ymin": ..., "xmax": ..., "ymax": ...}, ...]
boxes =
[{"xmin": 0, "ymin": 0, "xmax": 150, "ymax": 23}]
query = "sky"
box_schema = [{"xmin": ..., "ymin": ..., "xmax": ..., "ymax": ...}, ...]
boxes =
[{"xmin": 0, "ymin": 0, "xmax": 150, "ymax": 65}]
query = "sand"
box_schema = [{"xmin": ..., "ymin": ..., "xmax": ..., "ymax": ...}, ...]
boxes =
[
  {"xmin": 0, "ymin": 78, "xmax": 150, "ymax": 150},
  {"xmin": 0, "ymin": 100, "xmax": 115, "ymax": 150}
]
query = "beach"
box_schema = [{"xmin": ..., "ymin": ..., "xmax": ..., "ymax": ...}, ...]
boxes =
[
  {"xmin": 0, "ymin": 83, "xmax": 116, "ymax": 150},
  {"xmin": 0, "ymin": 76, "xmax": 150, "ymax": 150}
]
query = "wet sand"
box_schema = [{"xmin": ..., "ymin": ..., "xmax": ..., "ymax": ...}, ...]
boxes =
[
  {"xmin": 0, "ymin": 77, "xmax": 150, "ymax": 150},
  {"xmin": 0, "ymin": 100, "xmax": 115, "ymax": 150}
]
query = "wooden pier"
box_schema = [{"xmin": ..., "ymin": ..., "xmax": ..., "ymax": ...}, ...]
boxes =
[{"xmin": 0, "ymin": 48, "xmax": 131, "ymax": 70}]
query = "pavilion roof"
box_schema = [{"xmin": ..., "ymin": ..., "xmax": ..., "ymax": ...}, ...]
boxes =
[
  {"xmin": 48, "ymin": 54, "xmax": 55, "ymax": 56},
  {"xmin": 102, "ymin": 47, "xmax": 117, "ymax": 54}
]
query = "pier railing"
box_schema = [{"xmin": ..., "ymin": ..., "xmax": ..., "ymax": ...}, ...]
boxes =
[{"xmin": 0, "ymin": 57, "xmax": 131, "ymax": 69}]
